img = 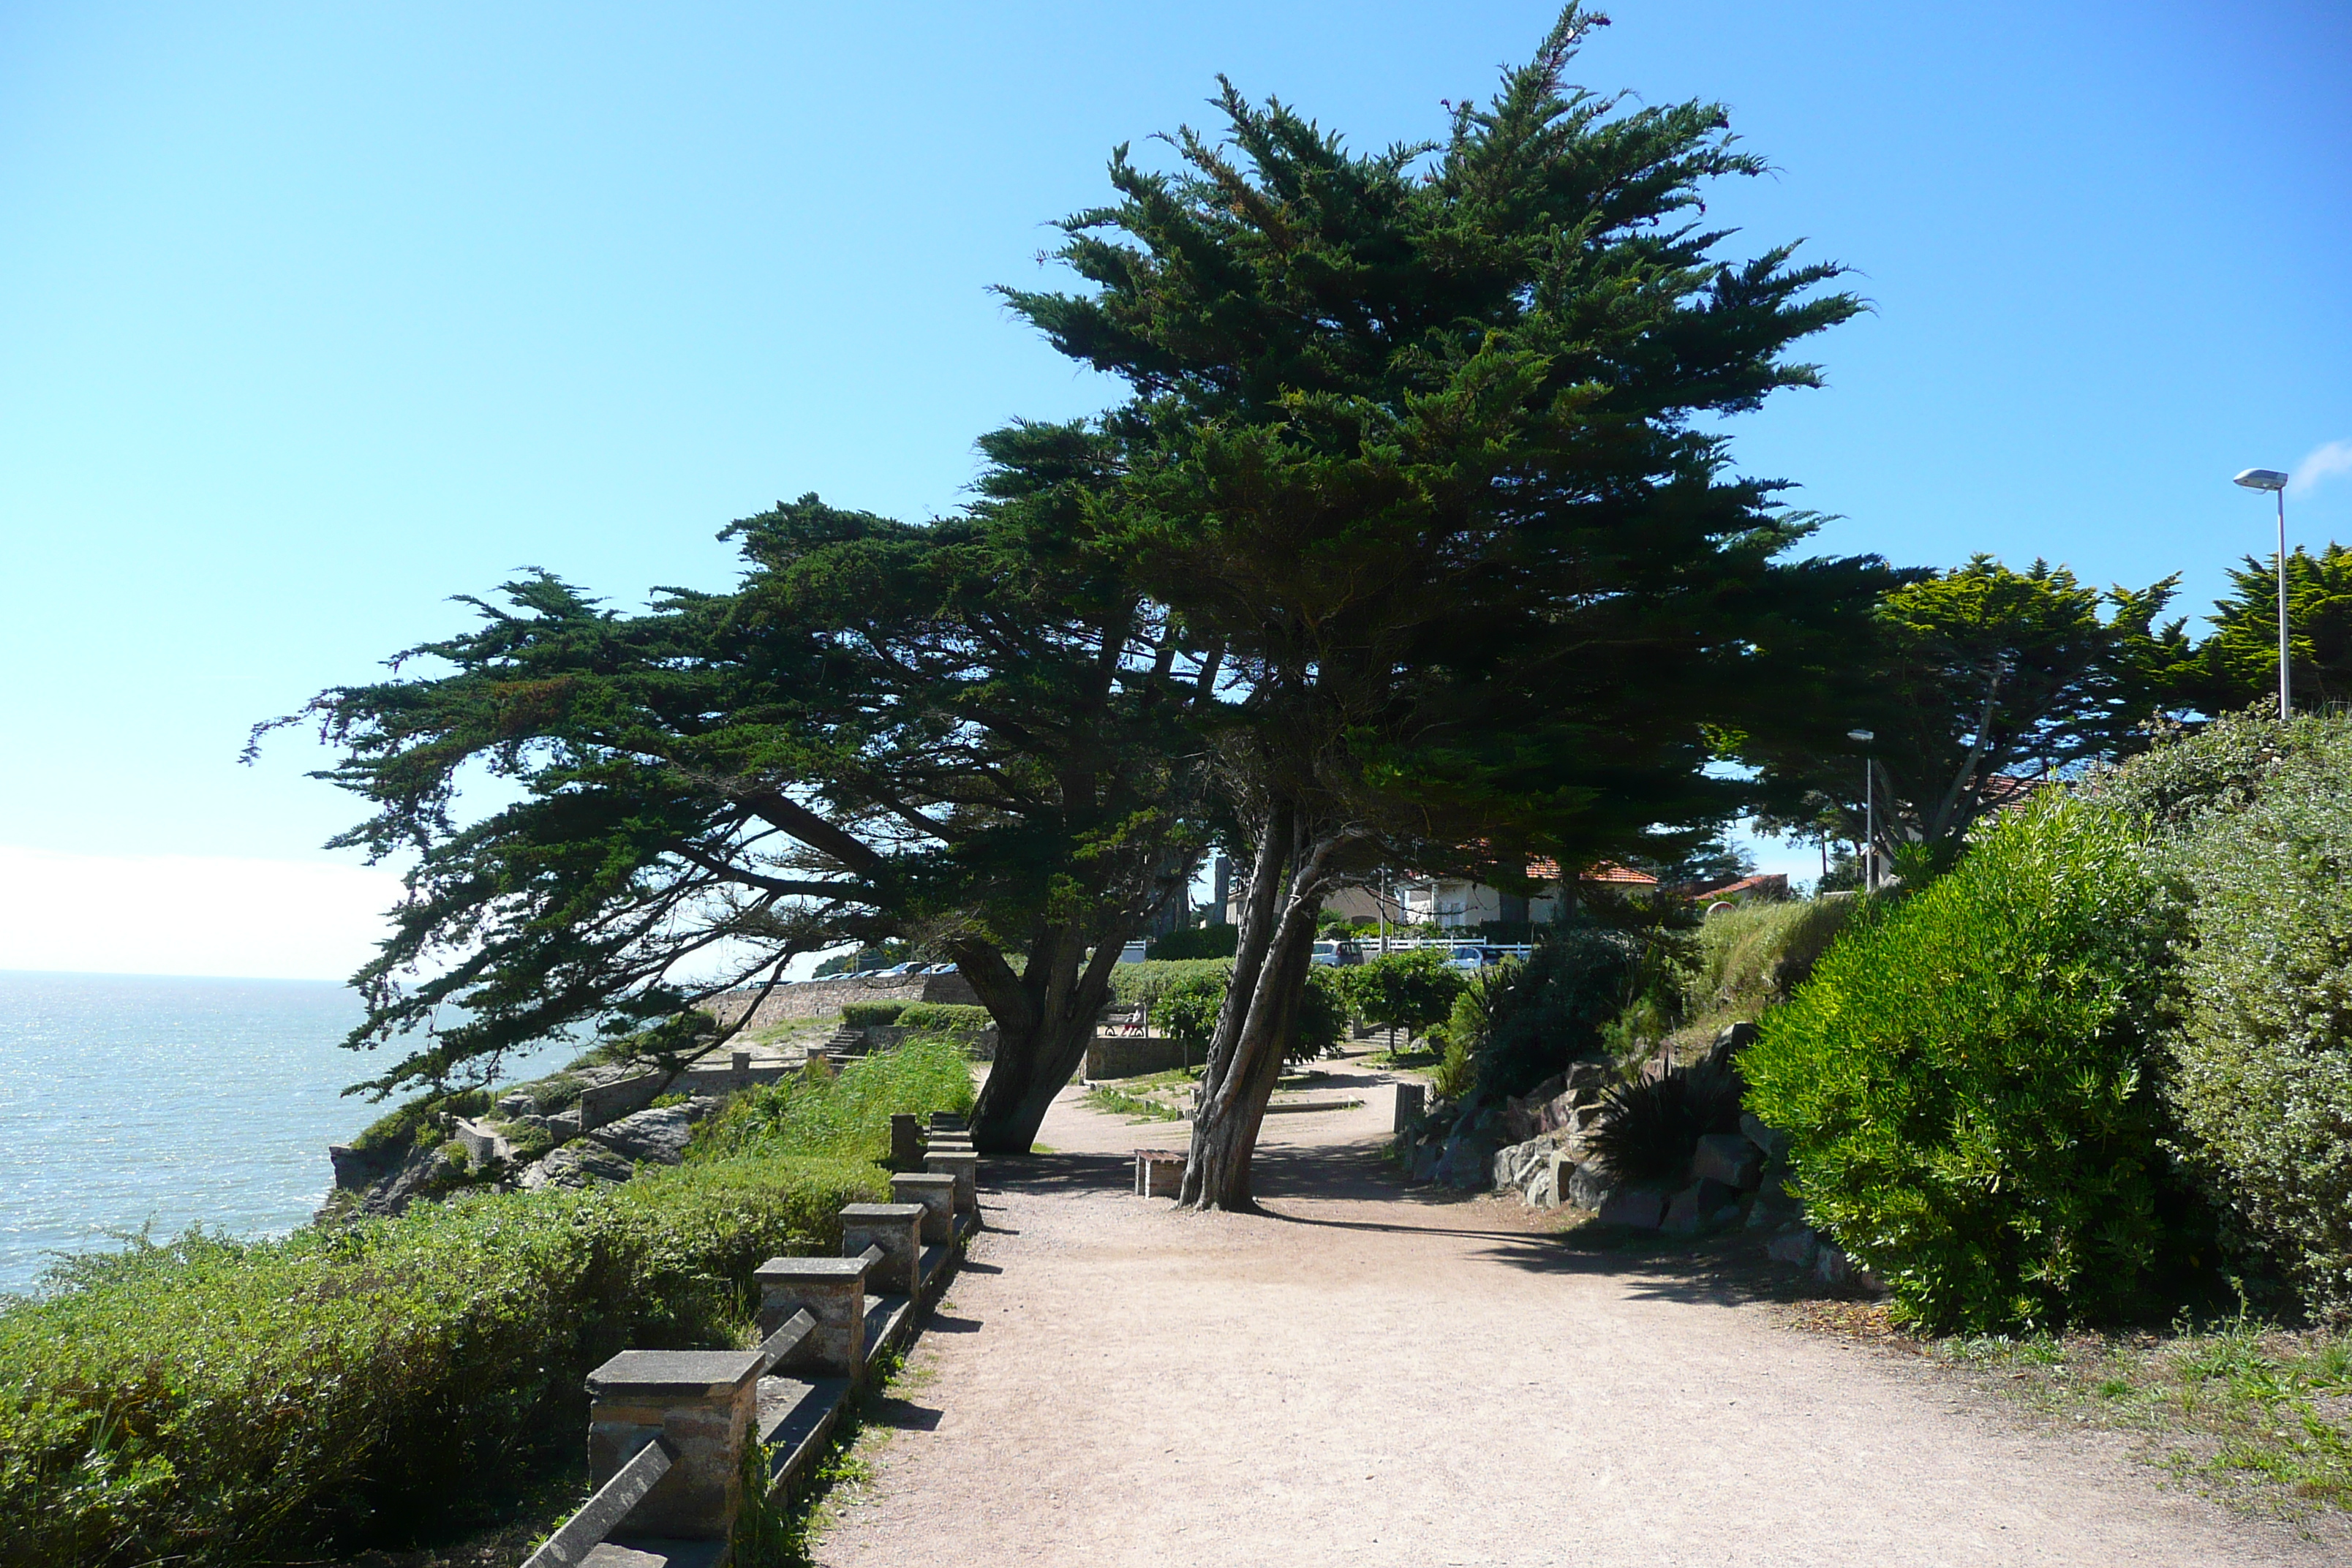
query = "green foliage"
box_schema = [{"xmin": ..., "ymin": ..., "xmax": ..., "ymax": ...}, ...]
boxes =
[
  {"xmin": 347, "ymin": 1088, "xmax": 490, "ymax": 1156},
  {"xmin": 2178, "ymin": 543, "xmax": 2352, "ymax": 712},
  {"xmin": 1472, "ymin": 929, "xmax": 1641, "ymax": 1100},
  {"xmin": 894, "ymin": 1002, "xmax": 992, "ymax": 1036},
  {"xmin": 1145, "ymin": 924, "xmax": 1240, "ymax": 961},
  {"xmin": 692, "ymin": 1039, "xmax": 976, "ymax": 1164},
  {"xmin": 1346, "ymin": 950, "xmax": 1465, "ymax": 1047},
  {"xmin": 2084, "ymin": 704, "xmax": 2337, "ymax": 834},
  {"xmin": 840, "ymin": 1001, "xmax": 910, "ymax": 1028},
  {"xmin": 1292, "ymin": 967, "xmax": 1349, "ymax": 1063},
  {"xmin": 0, "ymin": 1044, "xmax": 979, "ymax": 1564},
  {"xmin": 1107, "ymin": 958, "xmax": 1232, "ymax": 1006},
  {"xmin": 1742, "ymin": 797, "xmax": 2193, "ymax": 1333},
  {"xmin": 1589, "ymin": 1066, "xmax": 1744, "ymax": 1183},
  {"xmin": 1429, "ymin": 1036, "xmax": 1477, "ymax": 1102},
  {"xmin": 1745, "ymin": 554, "xmax": 2190, "ymax": 861},
  {"xmin": 1148, "ymin": 970, "xmax": 1228, "ymax": 1048},
  {"xmin": 2160, "ymin": 716, "xmax": 2352, "ymax": 1319},
  {"xmin": 0, "ymin": 1158, "xmax": 885, "ymax": 1567}
]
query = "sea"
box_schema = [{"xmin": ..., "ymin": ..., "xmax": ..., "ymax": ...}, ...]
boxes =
[{"xmin": 0, "ymin": 970, "xmax": 578, "ymax": 1296}]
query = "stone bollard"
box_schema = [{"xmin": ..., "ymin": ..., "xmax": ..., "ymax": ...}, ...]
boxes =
[
  {"xmin": 924, "ymin": 1147, "xmax": 979, "ymax": 1216},
  {"xmin": 890, "ymin": 1172, "xmax": 957, "ymax": 1244},
  {"xmin": 731, "ymin": 1048, "xmax": 752, "ymax": 1080},
  {"xmin": 1395, "ymin": 1081, "xmax": 1425, "ymax": 1134},
  {"xmin": 753, "ymin": 1256, "xmax": 874, "ymax": 1379},
  {"xmin": 840, "ymin": 1203, "xmax": 925, "ymax": 1297},
  {"xmin": 584, "ymin": 1349, "xmax": 764, "ymax": 1541},
  {"xmin": 929, "ymin": 1110, "xmax": 966, "ymax": 1133},
  {"xmin": 890, "ymin": 1112, "xmax": 927, "ymax": 1172}
]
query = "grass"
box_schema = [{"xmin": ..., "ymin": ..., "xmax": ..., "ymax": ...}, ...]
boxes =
[
  {"xmin": 1082, "ymin": 1084, "xmax": 1186, "ymax": 1123},
  {"xmin": 739, "ymin": 1337, "xmax": 943, "ymax": 1567},
  {"xmin": 1797, "ymin": 1302, "xmax": 2352, "ymax": 1526}
]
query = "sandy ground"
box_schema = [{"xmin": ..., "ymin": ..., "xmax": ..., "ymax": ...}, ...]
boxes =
[{"xmin": 815, "ymin": 1055, "xmax": 2335, "ymax": 1568}]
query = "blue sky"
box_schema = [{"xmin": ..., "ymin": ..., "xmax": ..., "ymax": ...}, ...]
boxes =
[{"xmin": 2, "ymin": 1, "xmax": 2347, "ymax": 977}]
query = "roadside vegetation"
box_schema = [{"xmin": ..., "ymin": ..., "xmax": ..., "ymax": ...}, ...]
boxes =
[{"xmin": 0, "ymin": 1043, "xmax": 973, "ymax": 1567}]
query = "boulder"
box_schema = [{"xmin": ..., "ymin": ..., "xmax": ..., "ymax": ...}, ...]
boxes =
[
  {"xmin": 1813, "ymin": 1243, "xmax": 1851, "ymax": 1285},
  {"xmin": 527, "ymin": 1139, "xmax": 638, "ymax": 1189},
  {"xmin": 1662, "ymin": 1177, "xmax": 1739, "ymax": 1234},
  {"xmin": 1690, "ymin": 1132, "xmax": 1763, "ymax": 1191},
  {"xmin": 1564, "ymin": 1161, "xmax": 1616, "ymax": 1211},
  {"xmin": 1765, "ymin": 1226, "xmax": 1818, "ymax": 1267},
  {"xmin": 1597, "ymin": 1185, "xmax": 1666, "ymax": 1230},
  {"xmin": 1702, "ymin": 1020, "xmax": 1759, "ymax": 1072},
  {"xmin": 1522, "ymin": 1161, "xmax": 1558, "ymax": 1209},
  {"xmin": 584, "ymin": 1104, "xmax": 700, "ymax": 1166},
  {"xmin": 1739, "ymin": 1111, "xmax": 1790, "ymax": 1160}
]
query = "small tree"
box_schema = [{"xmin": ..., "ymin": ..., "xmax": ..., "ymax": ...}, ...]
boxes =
[
  {"xmin": 2177, "ymin": 543, "xmax": 2352, "ymax": 714},
  {"xmin": 1349, "ymin": 951, "xmax": 1465, "ymax": 1050}
]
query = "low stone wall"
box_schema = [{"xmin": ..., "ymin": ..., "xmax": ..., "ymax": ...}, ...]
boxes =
[
  {"xmin": 1085, "ymin": 1033, "xmax": 1193, "ymax": 1080},
  {"xmin": 704, "ymin": 970, "xmax": 981, "ymax": 1028}
]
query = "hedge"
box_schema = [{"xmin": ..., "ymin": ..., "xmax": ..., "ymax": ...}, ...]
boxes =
[
  {"xmin": 895, "ymin": 1002, "xmax": 992, "ymax": 1036},
  {"xmin": 840, "ymin": 1000, "xmax": 909, "ymax": 1027},
  {"xmin": 0, "ymin": 1041, "xmax": 975, "ymax": 1565}
]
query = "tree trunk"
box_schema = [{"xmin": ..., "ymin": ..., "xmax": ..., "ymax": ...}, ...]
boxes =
[
  {"xmin": 959, "ymin": 924, "xmax": 1130, "ymax": 1156},
  {"xmin": 1180, "ymin": 802, "xmax": 1348, "ymax": 1210}
]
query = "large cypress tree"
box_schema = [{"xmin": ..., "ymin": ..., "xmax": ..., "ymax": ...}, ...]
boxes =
[
  {"xmin": 1003, "ymin": 7, "xmax": 1880, "ymax": 1207},
  {"xmin": 265, "ymin": 421, "xmax": 1215, "ymax": 1151}
]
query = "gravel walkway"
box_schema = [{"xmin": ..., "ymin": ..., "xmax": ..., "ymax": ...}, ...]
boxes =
[{"xmin": 816, "ymin": 1057, "xmax": 2332, "ymax": 1567}]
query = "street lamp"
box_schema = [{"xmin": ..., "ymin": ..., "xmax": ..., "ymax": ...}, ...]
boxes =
[
  {"xmin": 1847, "ymin": 728, "xmax": 1875, "ymax": 892},
  {"xmin": 2234, "ymin": 467, "xmax": 2293, "ymax": 718}
]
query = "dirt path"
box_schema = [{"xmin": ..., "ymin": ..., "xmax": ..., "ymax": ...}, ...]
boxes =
[{"xmin": 817, "ymin": 1055, "xmax": 2331, "ymax": 1567}]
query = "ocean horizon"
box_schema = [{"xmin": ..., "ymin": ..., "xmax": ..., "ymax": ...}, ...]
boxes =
[{"xmin": 0, "ymin": 969, "xmax": 575, "ymax": 1294}]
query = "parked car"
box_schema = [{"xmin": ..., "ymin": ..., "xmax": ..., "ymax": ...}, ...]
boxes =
[
  {"xmin": 1309, "ymin": 938, "xmax": 1366, "ymax": 967},
  {"xmin": 921, "ymin": 961, "xmax": 961, "ymax": 975},
  {"xmin": 872, "ymin": 961, "xmax": 922, "ymax": 978},
  {"xmin": 1443, "ymin": 944, "xmax": 1488, "ymax": 971}
]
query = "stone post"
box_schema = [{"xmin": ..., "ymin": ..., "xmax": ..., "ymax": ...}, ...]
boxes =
[
  {"xmin": 928, "ymin": 1110, "xmax": 966, "ymax": 1133},
  {"xmin": 924, "ymin": 1148, "xmax": 979, "ymax": 1217},
  {"xmin": 889, "ymin": 1112, "xmax": 926, "ymax": 1171},
  {"xmin": 731, "ymin": 1048, "xmax": 751, "ymax": 1082},
  {"xmin": 753, "ymin": 1256, "xmax": 872, "ymax": 1379},
  {"xmin": 584, "ymin": 1349, "xmax": 764, "ymax": 1541},
  {"xmin": 840, "ymin": 1202, "xmax": 925, "ymax": 1297},
  {"xmin": 889, "ymin": 1172, "xmax": 956, "ymax": 1243},
  {"xmin": 1394, "ymin": 1081, "xmax": 1425, "ymax": 1134}
]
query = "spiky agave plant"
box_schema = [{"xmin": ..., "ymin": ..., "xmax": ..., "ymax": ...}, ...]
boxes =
[{"xmin": 1587, "ymin": 1065, "xmax": 1744, "ymax": 1183}]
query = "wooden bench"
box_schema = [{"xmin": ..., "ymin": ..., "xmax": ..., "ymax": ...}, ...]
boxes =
[{"xmin": 1134, "ymin": 1147, "xmax": 1186, "ymax": 1198}]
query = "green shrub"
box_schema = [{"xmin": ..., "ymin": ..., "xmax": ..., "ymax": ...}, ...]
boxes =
[
  {"xmin": 840, "ymin": 1000, "xmax": 909, "ymax": 1027},
  {"xmin": 1472, "ymin": 928, "xmax": 1640, "ymax": 1099},
  {"xmin": 0, "ymin": 1157, "xmax": 883, "ymax": 1567},
  {"xmin": 1292, "ymin": 967, "xmax": 1349, "ymax": 1063},
  {"xmin": 1107, "ymin": 957, "xmax": 1232, "ymax": 1006},
  {"xmin": 894, "ymin": 1002, "xmax": 992, "ymax": 1036},
  {"xmin": 0, "ymin": 1040, "xmax": 976, "ymax": 1565},
  {"xmin": 1742, "ymin": 796, "xmax": 2193, "ymax": 1333},
  {"xmin": 1149, "ymin": 970, "xmax": 1228, "ymax": 1049},
  {"xmin": 2161, "ymin": 717, "xmax": 2352, "ymax": 1319},
  {"xmin": 1145, "ymin": 924, "xmax": 1240, "ymax": 960},
  {"xmin": 347, "ymin": 1088, "xmax": 491, "ymax": 1155}
]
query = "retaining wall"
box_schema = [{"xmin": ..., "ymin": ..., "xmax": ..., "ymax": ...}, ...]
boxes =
[
  {"xmin": 704, "ymin": 970, "xmax": 981, "ymax": 1028},
  {"xmin": 1085, "ymin": 1033, "xmax": 1194, "ymax": 1079}
]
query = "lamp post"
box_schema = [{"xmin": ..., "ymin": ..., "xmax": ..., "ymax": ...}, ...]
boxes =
[
  {"xmin": 2234, "ymin": 467, "xmax": 2294, "ymax": 718},
  {"xmin": 1847, "ymin": 728, "xmax": 1875, "ymax": 892}
]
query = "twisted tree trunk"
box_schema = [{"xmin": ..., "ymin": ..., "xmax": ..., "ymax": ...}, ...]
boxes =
[{"xmin": 1180, "ymin": 803, "xmax": 1352, "ymax": 1210}]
